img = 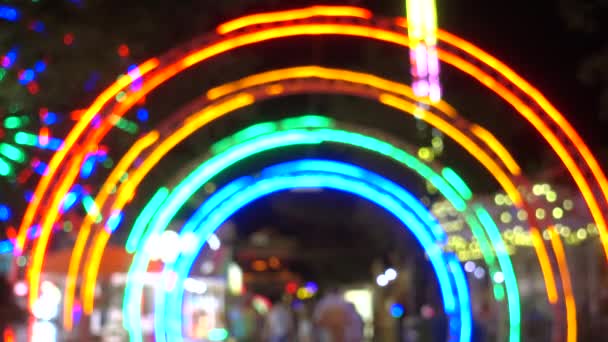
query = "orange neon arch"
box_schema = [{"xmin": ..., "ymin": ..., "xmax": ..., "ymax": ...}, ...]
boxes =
[
  {"xmin": 19, "ymin": 10, "xmax": 607, "ymax": 257},
  {"xmin": 16, "ymin": 8, "xmax": 599, "ymax": 337},
  {"xmin": 66, "ymin": 68, "xmax": 572, "ymax": 341}
]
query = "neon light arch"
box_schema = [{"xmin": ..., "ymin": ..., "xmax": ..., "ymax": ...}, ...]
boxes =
[
  {"xmin": 19, "ymin": 8, "xmax": 608, "ymax": 269},
  {"xmin": 138, "ymin": 159, "xmax": 473, "ymax": 342},
  {"xmin": 14, "ymin": 4, "xmax": 576, "ymax": 294},
  {"xmin": 64, "ymin": 66, "xmax": 572, "ymax": 340},
  {"xmin": 74, "ymin": 67, "xmax": 566, "ymax": 308},
  {"xmin": 15, "ymin": 6, "xmax": 600, "ymax": 342},
  {"xmin": 76, "ymin": 66, "xmax": 558, "ymax": 295},
  {"xmin": 116, "ymin": 116, "xmax": 518, "ymax": 342}
]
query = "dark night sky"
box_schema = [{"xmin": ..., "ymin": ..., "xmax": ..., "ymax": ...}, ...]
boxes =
[
  {"xmin": 221, "ymin": 0, "xmax": 606, "ymax": 147},
  {"xmin": 69, "ymin": 0, "xmax": 608, "ymax": 148},
  {"xmin": 439, "ymin": 0, "xmax": 604, "ymax": 147}
]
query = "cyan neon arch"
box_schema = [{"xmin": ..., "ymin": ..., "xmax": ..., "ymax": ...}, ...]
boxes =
[
  {"xmin": 134, "ymin": 159, "xmax": 472, "ymax": 342},
  {"xmin": 119, "ymin": 116, "xmax": 518, "ymax": 342}
]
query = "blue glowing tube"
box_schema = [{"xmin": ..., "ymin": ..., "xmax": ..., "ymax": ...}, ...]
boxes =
[
  {"xmin": 261, "ymin": 159, "xmax": 446, "ymax": 242},
  {"xmin": 157, "ymin": 160, "xmax": 469, "ymax": 342},
  {"xmin": 448, "ymin": 254, "xmax": 472, "ymax": 342}
]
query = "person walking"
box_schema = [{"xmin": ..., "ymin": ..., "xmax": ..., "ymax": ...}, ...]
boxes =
[
  {"xmin": 344, "ymin": 302, "xmax": 364, "ymax": 341},
  {"xmin": 314, "ymin": 288, "xmax": 363, "ymax": 342},
  {"xmin": 265, "ymin": 298, "xmax": 294, "ymax": 342},
  {"xmin": 296, "ymin": 306, "xmax": 314, "ymax": 342}
]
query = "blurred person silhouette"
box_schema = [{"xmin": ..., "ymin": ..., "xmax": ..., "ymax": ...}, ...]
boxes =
[
  {"xmin": 296, "ymin": 304, "xmax": 313, "ymax": 342},
  {"xmin": 471, "ymin": 302, "xmax": 490, "ymax": 342},
  {"xmin": 314, "ymin": 288, "xmax": 346, "ymax": 341},
  {"xmin": 314, "ymin": 287, "xmax": 363, "ymax": 342},
  {"xmin": 229, "ymin": 296, "xmax": 257, "ymax": 342},
  {"xmin": 344, "ymin": 302, "xmax": 363, "ymax": 341},
  {"xmin": 265, "ymin": 296, "xmax": 294, "ymax": 342},
  {"xmin": 418, "ymin": 304, "xmax": 446, "ymax": 342}
]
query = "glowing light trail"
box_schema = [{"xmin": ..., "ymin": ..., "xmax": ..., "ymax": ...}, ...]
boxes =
[
  {"xmin": 19, "ymin": 11, "xmax": 594, "ymax": 341},
  {"xmin": 145, "ymin": 160, "xmax": 470, "ymax": 342},
  {"xmin": 406, "ymin": 0, "xmax": 441, "ymax": 102},
  {"xmin": 121, "ymin": 117, "xmax": 517, "ymax": 342}
]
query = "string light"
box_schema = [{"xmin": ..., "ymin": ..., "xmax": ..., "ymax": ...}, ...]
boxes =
[{"xmin": 406, "ymin": 0, "xmax": 441, "ymax": 102}]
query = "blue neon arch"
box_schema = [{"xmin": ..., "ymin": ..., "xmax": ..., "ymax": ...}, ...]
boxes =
[{"xmin": 156, "ymin": 159, "xmax": 472, "ymax": 342}]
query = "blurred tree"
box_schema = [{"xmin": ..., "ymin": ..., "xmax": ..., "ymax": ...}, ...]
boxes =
[
  {"xmin": 0, "ymin": 0, "xmax": 405, "ymax": 121},
  {"xmin": 0, "ymin": 0, "xmax": 254, "ymax": 117},
  {"xmin": 557, "ymin": 0, "xmax": 608, "ymax": 167},
  {"xmin": 2, "ymin": 0, "xmax": 576, "ymax": 238},
  {"xmin": 0, "ymin": 0, "xmax": 256, "ymax": 233},
  {"xmin": 559, "ymin": 0, "xmax": 608, "ymax": 121}
]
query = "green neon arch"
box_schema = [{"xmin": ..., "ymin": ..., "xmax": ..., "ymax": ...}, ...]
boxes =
[{"xmin": 124, "ymin": 115, "xmax": 520, "ymax": 341}]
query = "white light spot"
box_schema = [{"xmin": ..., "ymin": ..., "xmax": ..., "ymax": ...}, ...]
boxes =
[
  {"xmin": 376, "ymin": 274, "xmax": 389, "ymax": 287},
  {"xmin": 493, "ymin": 271, "xmax": 505, "ymax": 284},
  {"xmin": 208, "ymin": 234, "xmax": 221, "ymax": 251},
  {"xmin": 384, "ymin": 268, "xmax": 397, "ymax": 281},
  {"xmin": 184, "ymin": 278, "xmax": 208, "ymax": 294},
  {"xmin": 473, "ymin": 267, "xmax": 485, "ymax": 279}
]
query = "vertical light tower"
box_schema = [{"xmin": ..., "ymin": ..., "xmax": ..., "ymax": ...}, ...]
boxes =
[{"xmin": 406, "ymin": 0, "xmax": 441, "ymax": 103}]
